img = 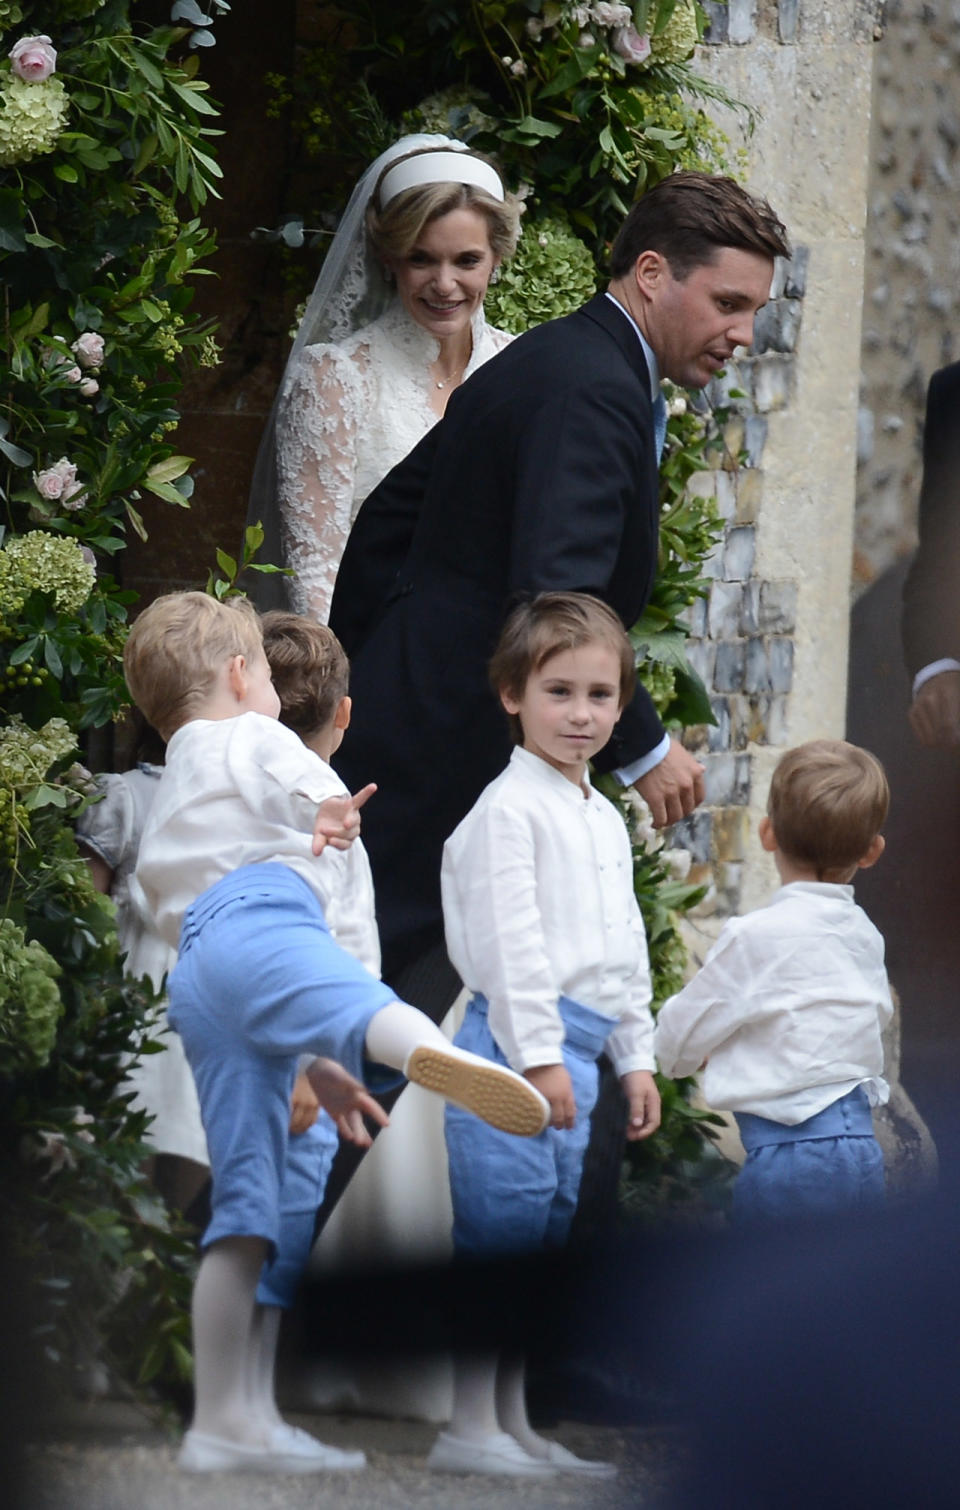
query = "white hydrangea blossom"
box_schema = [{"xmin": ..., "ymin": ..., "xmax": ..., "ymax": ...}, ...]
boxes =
[
  {"xmin": 0, "ymin": 714, "xmax": 76, "ymax": 789},
  {"xmin": 0, "ymin": 530, "xmax": 96, "ymax": 617},
  {"xmin": 0, "ymin": 69, "xmax": 69, "ymax": 167}
]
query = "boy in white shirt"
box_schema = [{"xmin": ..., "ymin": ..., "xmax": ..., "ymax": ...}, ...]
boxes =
[
  {"xmin": 431, "ymin": 592, "xmax": 660, "ymax": 1480},
  {"xmin": 655, "ymin": 738, "xmax": 892, "ymax": 1225},
  {"xmin": 125, "ymin": 592, "xmax": 549, "ymax": 1476}
]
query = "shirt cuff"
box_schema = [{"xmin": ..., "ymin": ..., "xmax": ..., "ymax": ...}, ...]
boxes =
[
  {"xmin": 613, "ymin": 733, "xmax": 671, "ymax": 786},
  {"xmin": 610, "ymin": 1052, "xmax": 657, "ymax": 1078},
  {"xmin": 913, "ymin": 659, "xmax": 960, "ymax": 698}
]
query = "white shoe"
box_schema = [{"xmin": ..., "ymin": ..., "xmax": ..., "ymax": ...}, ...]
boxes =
[
  {"xmin": 542, "ymin": 1439, "xmax": 618, "ymax": 1477},
  {"xmin": 405, "ymin": 1044, "xmax": 549, "ymax": 1137},
  {"xmin": 178, "ymin": 1426, "xmax": 366, "ymax": 1474},
  {"xmin": 427, "ymin": 1430, "xmax": 557, "ymax": 1477}
]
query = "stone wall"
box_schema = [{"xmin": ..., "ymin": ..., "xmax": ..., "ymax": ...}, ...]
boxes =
[
  {"xmin": 672, "ymin": 0, "xmax": 880, "ymax": 934},
  {"xmin": 855, "ymin": 0, "xmax": 960, "ymax": 590}
]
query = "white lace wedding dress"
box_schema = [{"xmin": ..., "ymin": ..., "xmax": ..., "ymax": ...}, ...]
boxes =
[
  {"xmin": 276, "ymin": 300, "xmax": 513, "ymax": 623},
  {"xmin": 276, "ymin": 298, "xmax": 511, "ymax": 1420}
]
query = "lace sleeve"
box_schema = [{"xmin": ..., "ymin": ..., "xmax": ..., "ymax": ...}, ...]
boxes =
[{"xmin": 276, "ymin": 344, "xmax": 366, "ymax": 623}]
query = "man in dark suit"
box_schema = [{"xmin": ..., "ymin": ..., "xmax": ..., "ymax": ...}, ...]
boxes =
[
  {"xmin": 902, "ymin": 359, "xmax": 960, "ymax": 748},
  {"xmin": 331, "ymin": 171, "xmax": 790, "ymax": 991}
]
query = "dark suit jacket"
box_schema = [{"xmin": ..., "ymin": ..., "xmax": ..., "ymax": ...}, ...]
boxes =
[
  {"xmin": 902, "ymin": 361, "xmax": 960, "ymax": 677},
  {"xmin": 330, "ymin": 292, "xmax": 666, "ymax": 981}
]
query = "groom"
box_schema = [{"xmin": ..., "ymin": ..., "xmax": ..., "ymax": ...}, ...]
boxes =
[{"xmin": 331, "ymin": 171, "xmax": 790, "ymax": 989}]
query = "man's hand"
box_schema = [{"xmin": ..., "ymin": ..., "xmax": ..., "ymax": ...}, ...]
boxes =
[
  {"xmin": 524, "ymin": 1063, "xmax": 576, "ymax": 1130},
  {"xmin": 305, "ymin": 1056, "xmax": 390, "ymax": 1146},
  {"xmin": 634, "ymin": 737, "xmax": 705, "ymax": 828},
  {"xmin": 289, "ymin": 1069, "xmax": 320, "ymax": 1135},
  {"xmin": 312, "ymin": 782, "xmax": 377, "ymax": 855},
  {"xmin": 621, "ymin": 1069, "xmax": 661, "ymax": 1142},
  {"xmin": 909, "ymin": 670, "xmax": 960, "ymax": 748}
]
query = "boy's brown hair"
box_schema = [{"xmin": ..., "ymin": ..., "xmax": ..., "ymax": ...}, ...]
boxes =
[
  {"xmin": 767, "ymin": 739, "xmax": 889, "ymax": 880},
  {"xmin": 489, "ymin": 592, "xmax": 636, "ymax": 745},
  {"xmin": 123, "ymin": 591, "xmax": 263, "ymax": 742},
  {"xmin": 260, "ymin": 611, "xmax": 350, "ymax": 739}
]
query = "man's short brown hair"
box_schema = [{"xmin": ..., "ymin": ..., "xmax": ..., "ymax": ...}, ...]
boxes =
[
  {"xmin": 609, "ymin": 170, "xmax": 790, "ymax": 281},
  {"xmin": 123, "ymin": 591, "xmax": 263, "ymax": 742},
  {"xmin": 767, "ymin": 739, "xmax": 889, "ymax": 880},
  {"xmin": 260, "ymin": 612, "xmax": 350, "ymax": 739},
  {"xmin": 489, "ymin": 592, "xmax": 636, "ymax": 745}
]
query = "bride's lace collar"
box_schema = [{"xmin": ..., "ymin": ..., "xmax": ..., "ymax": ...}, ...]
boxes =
[{"xmin": 373, "ymin": 299, "xmax": 491, "ymax": 374}]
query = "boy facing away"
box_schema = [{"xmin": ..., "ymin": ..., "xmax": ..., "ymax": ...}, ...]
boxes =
[
  {"xmin": 431, "ymin": 592, "xmax": 660, "ymax": 1480},
  {"xmin": 125, "ymin": 592, "xmax": 549, "ymax": 1476},
  {"xmin": 655, "ymin": 738, "xmax": 892, "ymax": 1225}
]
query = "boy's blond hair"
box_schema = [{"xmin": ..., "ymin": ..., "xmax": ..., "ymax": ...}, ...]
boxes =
[
  {"xmin": 123, "ymin": 591, "xmax": 263, "ymax": 741},
  {"xmin": 767, "ymin": 739, "xmax": 889, "ymax": 880},
  {"xmin": 260, "ymin": 612, "xmax": 350, "ymax": 739},
  {"xmin": 489, "ymin": 592, "xmax": 636, "ymax": 745}
]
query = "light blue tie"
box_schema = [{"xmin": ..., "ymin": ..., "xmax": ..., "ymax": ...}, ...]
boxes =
[{"xmin": 652, "ymin": 389, "xmax": 668, "ymax": 463}]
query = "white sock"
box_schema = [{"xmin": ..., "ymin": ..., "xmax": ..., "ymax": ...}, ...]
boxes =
[
  {"xmin": 246, "ymin": 1304, "xmax": 284, "ymax": 1428},
  {"xmin": 364, "ymin": 1001, "xmax": 449, "ymax": 1071},
  {"xmin": 191, "ymin": 1236, "xmax": 271, "ymax": 1444},
  {"xmin": 495, "ymin": 1354, "xmax": 549, "ymax": 1457},
  {"xmin": 447, "ymin": 1353, "xmax": 502, "ymax": 1442}
]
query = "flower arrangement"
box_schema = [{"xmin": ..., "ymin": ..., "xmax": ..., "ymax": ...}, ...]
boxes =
[{"xmin": 1, "ymin": 0, "xmax": 221, "ymax": 1402}]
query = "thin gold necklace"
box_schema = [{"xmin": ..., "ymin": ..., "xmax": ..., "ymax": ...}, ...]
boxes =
[{"xmin": 434, "ymin": 363, "xmax": 466, "ymax": 391}]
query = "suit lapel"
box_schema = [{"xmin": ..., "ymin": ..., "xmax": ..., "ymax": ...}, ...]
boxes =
[{"xmin": 578, "ymin": 291, "xmax": 655, "ymax": 393}]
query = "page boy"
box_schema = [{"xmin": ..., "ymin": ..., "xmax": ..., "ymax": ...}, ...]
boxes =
[
  {"xmin": 432, "ymin": 591, "xmax": 659, "ymax": 1479},
  {"xmin": 125, "ymin": 591, "xmax": 549, "ymax": 1475},
  {"xmin": 655, "ymin": 738, "xmax": 892, "ymax": 1225}
]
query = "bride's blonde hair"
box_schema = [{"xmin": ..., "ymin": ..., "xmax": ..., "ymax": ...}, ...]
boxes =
[{"xmin": 367, "ymin": 158, "xmax": 522, "ymax": 264}]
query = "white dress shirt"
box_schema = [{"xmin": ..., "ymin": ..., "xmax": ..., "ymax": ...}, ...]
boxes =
[
  {"xmin": 654, "ymin": 881, "xmax": 893, "ymax": 1124},
  {"xmin": 441, "ymin": 746, "xmax": 655, "ymax": 1077},
  {"xmin": 603, "ymin": 291, "xmax": 671, "ymax": 784},
  {"xmin": 134, "ymin": 712, "xmax": 380, "ymax": 975}
]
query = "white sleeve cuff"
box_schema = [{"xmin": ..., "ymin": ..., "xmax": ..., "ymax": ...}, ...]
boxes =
[
  {"xmin": 913, "ymin": 659, "xmax": 960, "ymax": 698},
  {"xmin": 613, "ymin": 733, "xmax": 672, "ymax": 786}
]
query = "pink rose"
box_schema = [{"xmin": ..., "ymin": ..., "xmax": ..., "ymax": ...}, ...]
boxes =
[
  {"xmin": 612, "ymin": 25, "xmax": 651, "ymax": 65},
  {"xmin": 63, "ymin": 365, "xmax": 82, "ymax": 385},
  {"xmin": 78, "ymin": 377, "xmax": 99, "ymax": 398},
  {"xmin": 9, "ymin": 35, "xmax": 57, "ymax": 83},
  {"xmin": 62, "ymin": 486, "xmax": 87, "ymax": 512},
  {"xmin": 71, "ymin": 332, "xmax": 104, "ymax": 369},
  {"xmin": 33, "ymin": 455, "xmax": 77, "ymax": 500}
]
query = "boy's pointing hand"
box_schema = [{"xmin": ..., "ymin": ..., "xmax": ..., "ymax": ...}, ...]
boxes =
[{"xmin": 312, "ymin": 782, "xmax": 377, "ymax": 854}]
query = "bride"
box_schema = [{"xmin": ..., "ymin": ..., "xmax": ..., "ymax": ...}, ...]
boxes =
[
  {"xmin": 249, "ymin": 136, "xmax": 521, "ymax": 1422},
  {"xmin": 250, "ymin": 133, "xmax": 522, "ymax": 622}
]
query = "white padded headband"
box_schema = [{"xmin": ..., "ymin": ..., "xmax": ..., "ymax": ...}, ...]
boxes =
[{"xmin": 377, "ymin": 149, "xmax": 505, "ymax": 208}]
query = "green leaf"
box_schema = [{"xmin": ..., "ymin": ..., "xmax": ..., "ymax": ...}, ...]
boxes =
[
  {"xmin": 43, "ymin": 638, "xmax": 63, "ymax": 679},
  {"xmin": 124, "ymin": 500, "xmax": 149, "ymax": 541},
  {"xmin": 53, "ymin": 163, "xmax": 80, "ymax": 184},
  {"xmin": 215, "ymin": 548, "xmax": 237, "ymax": 578},
  {"xmin": 142, "ymin": 479, "xmax": 191, "ymax": 506},
  {"xmin": 133, "ymin": 133, "xmax": 159, "ymax": 175},
  {"xmin": 146, "ymin": 454, "xmax": 193, "ymax": 484},
  {"xmin": 514, "ymin": 115, "xmax": 563, "ymax": 139},
  {"xmin": 0, "ymin": 437, "xmax": 32, "ymax": 467}
]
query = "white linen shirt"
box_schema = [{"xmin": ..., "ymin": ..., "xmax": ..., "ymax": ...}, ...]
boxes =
[
  {"xmin": 441, "ymin": 747, "xmax": 654, "ymax": 1077},
  {"xmin": 654, "ymin": 881, "xmax": 893, "ymax": 1124},
  {"xmin": 133, "ymin": 712, "xmax": 380, "ymax": 975}
]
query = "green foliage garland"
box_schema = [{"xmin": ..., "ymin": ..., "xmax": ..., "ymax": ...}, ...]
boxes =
[{"xmin": 0, "ymin": 0, "xmax": 222, "ymax": 1399}]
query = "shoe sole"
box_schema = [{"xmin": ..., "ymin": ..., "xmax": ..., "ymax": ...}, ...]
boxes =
[
  {"xmin": 406, "ymin": 1047, "xmax": 548, "ymax": 1137},
  {"xmin": 179, "ymin": 1441, "xmax": 366, "ymax": 1474}
]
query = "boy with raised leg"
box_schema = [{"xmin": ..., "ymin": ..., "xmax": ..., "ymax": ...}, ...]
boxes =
[{"xmin": 125, "ymin": 592, "xmax": 548, "ymax": 1475}]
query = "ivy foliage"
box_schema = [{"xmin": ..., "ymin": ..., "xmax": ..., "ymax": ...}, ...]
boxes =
[{"xmin": 0, "ymin": 1, "xmax": 222, "ymax": 1401}]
